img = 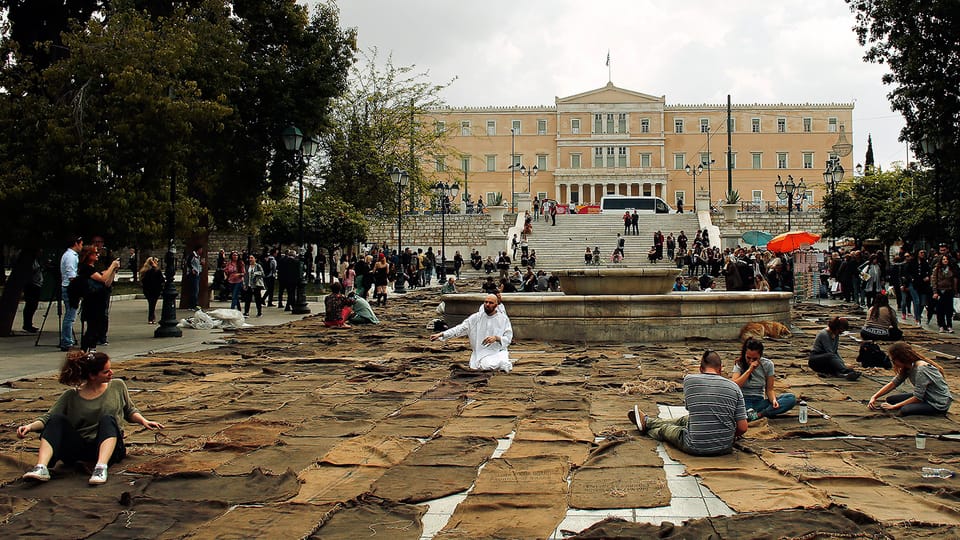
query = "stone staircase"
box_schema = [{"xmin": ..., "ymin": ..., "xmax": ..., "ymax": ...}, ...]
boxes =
[{"xmin": 514, "ymin": 212, "xmax": 702, "ymax": 270}]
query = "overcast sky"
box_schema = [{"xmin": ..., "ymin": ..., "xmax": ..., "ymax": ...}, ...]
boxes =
[{"xmin": 326, "ymin": 0, "xmax": 909, "ymax": 170}]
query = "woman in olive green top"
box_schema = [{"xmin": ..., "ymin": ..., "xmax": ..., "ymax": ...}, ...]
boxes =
[{"xmin": 16, "ymin": 351, "xmax": 163, "ymax": 485}]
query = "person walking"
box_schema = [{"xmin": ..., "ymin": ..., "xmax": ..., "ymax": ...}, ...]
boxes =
[
  {"xmin": 263, "ymin": 249, "xmax": 278, "ymax": 307},
  {"xmin": 930, "ymin": 254, "xmax": 958, "ymax": 333},
  {"xmin": 242, "ymin": 254, "xmax": 265, "ymax": 317},
  {"xmin": 224, "ymin": 251, "xmax": 245, "ymax": 311},
  {"xmin": 139, "ymin": 257, "xmax": 164, "ymax": 324}
]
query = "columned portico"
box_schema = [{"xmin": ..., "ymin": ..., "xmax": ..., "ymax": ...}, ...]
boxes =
[{"xmin": 553, "ymin": 169, "xmax": 669, "ymax": 205}]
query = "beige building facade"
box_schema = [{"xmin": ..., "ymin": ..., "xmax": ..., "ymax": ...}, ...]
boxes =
[{"xmin": 427, "ymin": 82, "xmax": 854, "ymax": 211}]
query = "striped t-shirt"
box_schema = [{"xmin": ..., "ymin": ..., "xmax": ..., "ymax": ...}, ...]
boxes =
[{"xmin": 681, "ymin": 373, "xmax": 747, "ymax": 455}]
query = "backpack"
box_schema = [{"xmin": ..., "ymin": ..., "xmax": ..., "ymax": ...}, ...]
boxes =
[
  {"xmin": 66, "ymin": 276, "xmax": 88, "ymax": 308},
  {"xmin": 856, "ymin": 341, "xmax": 892, "ymax": 369}
]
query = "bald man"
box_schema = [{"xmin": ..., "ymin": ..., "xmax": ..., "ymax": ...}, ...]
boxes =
[{"xmin": 430, "ymin": 294, "xmax": 513, "ymax": 372}]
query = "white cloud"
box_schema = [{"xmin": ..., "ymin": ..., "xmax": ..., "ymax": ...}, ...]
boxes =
[{"xmin": 325, "ymin": 0, "xmax": 909, "ymax": 168}]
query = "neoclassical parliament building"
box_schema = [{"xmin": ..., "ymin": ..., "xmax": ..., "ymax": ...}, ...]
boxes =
[{"xmin": 426, "ymin": 82, "xmax": 854, "ymax": 210}]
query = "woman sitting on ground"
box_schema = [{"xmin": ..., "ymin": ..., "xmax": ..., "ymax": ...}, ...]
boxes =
[
  {"xmin": 868, "ymin": 342, "xmax": 952, "ymax": 416},
  {"xmin": 808, "ymin": 316, "xmax": 861, "ymax": 380},
  {"xmin": 860, "ymin": 291, "xmax": 903, "ymax": 341},
  {"xmin": 498, "ymin": 277, "xmax": 517, "ymax": 294},
  {"xmin": 17, "ymin": 351, "xmax": 164, "ymax": 485},
  {"xmin": 731, "ymin": 338, "xmax": 797, "ymax": 419},
  {"xmin": 323, "ymin": 281, "xmax": 354, "ymax": 328}
]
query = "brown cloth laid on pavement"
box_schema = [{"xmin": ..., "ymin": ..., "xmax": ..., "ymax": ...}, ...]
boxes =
[{"xmin": 569, "ymin": 437, "xmax": 670, "ymax": 509}]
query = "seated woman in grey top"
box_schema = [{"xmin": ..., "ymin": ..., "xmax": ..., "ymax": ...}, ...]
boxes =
[
  {"xmin": 868, "ymin": 342, "xmax": 952, "ymax": 416},
  {"xmin": 808, "ymin": 316, "xmax": 860, "ymax": 381}
]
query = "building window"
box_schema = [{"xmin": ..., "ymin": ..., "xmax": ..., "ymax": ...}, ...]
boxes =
[
  {"xmin": 640, "ymin": 153, "xmax": 651, "ymax": 168},
  {"xmin": 606, "ymin": 147, "xmax": 615, "ymax": 168},
  {"xmin": 674, "ymin": 153, "xmax": 685, "ymax": 170},
  {"xmin": 511, "ymin": 154, "xmax": 521, "ymax": 169},
  {"xmin": 804, "ymin": 190, "xmax": 814, "ymax": 204},
  {"xmin": 486, "ymin": 192, "xmax": 498, "ymax": 205},
  {"xmin": 803, "ymin": 152, "xmax": 813, "ymax": 169},
  {"xmin": 752, "ymin": 190, "xmax": 763, "ymax": 203},
  {"xmin": 537, "ymin": 191, "xmax": 548, "ymax": 201},
  {"xmin": 537, "ymin": 154, "xmax": 548, "ymax": 170},
  {"xmin": 674, "ymin": 191, "xmax": 685, "ymax": 206},
  {"xmin": 537, "ymin": 119, "xmax": 547, "ymax": 135},
  {"xmin": 460, "ymin": 121, "xmax": 471, "ymax": 136},
  {"xmin": 486, "ymin": 155, "xmax": 496, "ymax": 172},
  {"xmin": 593, "ymin": 113, "xmax": 603, "ymax": 134},
  {"xmin": 461, "ymin": 156, "xmax": 470, "ymax": 173},
  {"xmin": 777, "ymin": 118, "xmax": 786, "ymax": 133},
  {"xmin": 828, "ymin": 117, "xmax": 838, "ymax": 132},
  {"xmin": 486, "ymin": 120, "xmax": 496, "ymax": 136},
  {"xmin": 436, "ymin": 121, "xmax": 445, "ymax": 134},
  {"xmin": 593, "ymin": 148, "xmax": 603, "ymax": 167},
  {"xmin": 436, "ymin": 156, "xmax": 446, "ymax": 172},
  {"xmin": 606, "ymin": 114, "xmax": 614, "ymax": 133},
  {"xmin": 803, "ymin": 117, "xmax": 812, "ymax": 132},
  {"xmin": 700, "ymin": 118, "xmax": 710, "ymax": 133},
  {"xmin": 571, "ymin": 153, "xmax": 581, "ymax": 169},
  {"xmin": 511, "ymin": 120, "xmax": 521, "ymax": 135},
  {"xmin": 641, "ymin": 118, "xmax": 650, "ymax": 133},
  {"xmin": 618, "ymin": 113, "xmax": 627, "ymax": 133},
  {"xmin": 571, "ymin": 118, "xmax": 580, "ymax": 134},
  {"xmin": 728, "ymin": 118, "xmax": 736, "ymax": 132},
  {"xmin": 700, "ymin": 152, "xmax": 711, "ymax": 167},
  {"xmin": 618, "ymin": 147, "xmax": 627, "ymax": 167},
  {"xmin": 674, "ymin": 119, "xmax": 684, "ymax": 133},
  {"xmin": 751, "ymin": 118, "xmax": 761, "ymax": 133},
  {"xmin": 777, "ymin": 152, "xmax": 788, "ymax": 169},
  {"xmin": 752, "ymin": 152, "xmax": 762, "ymax": 169},
  {"xmin": 727, "ymin": 153, "xmax": 737, "ymax": 169}
]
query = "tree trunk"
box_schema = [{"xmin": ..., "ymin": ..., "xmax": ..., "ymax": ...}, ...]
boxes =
[{"xmin": 0, "ymin": 249, "xmax": 32, "ymax": 336}]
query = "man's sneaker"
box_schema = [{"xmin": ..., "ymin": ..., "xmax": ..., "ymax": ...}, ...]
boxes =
[
  {"xmin": 844, "ymin": 370, "xmax": 862, "ymax": 381},
  {"xmin": 746, "ymin": 408, "xmax": 760, "ymax": 422},
  {"xmin": 88, "ymin": 464, "xmax": 108, "ymax": 485},
  {"xmin": 627, "ymin": 404, "xmax": 647, "ymax": 433},
  {"xmin": 23, "ymin": 464, "xmax": 50, "ymax": 482}
]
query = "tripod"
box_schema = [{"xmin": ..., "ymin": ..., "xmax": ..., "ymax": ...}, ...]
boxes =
[{"xmin": 35, "ymin": 288, "xmax": 74, "ymax": 348}]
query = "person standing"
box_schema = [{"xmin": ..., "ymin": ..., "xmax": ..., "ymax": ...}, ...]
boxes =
[
  {"xmin": 139, "ymin": 257, "xmax": 164, "ymax": 324},
  {"xmin": 453, "ymin": 250, "xmax": 463, "ymax": 279},
  {"xmin": 430, "ymin": 294, "xmax": 513, "ymax": 372},
  {"xmin": 224, "ymin": 251, "xmax": 245, "ymax": 311},
  {"xmin": 372, "ymin": 254, "xmax": 390, "ymax": 306},
  {"xmin": 631, "ymin": 210, "xmax": 639, "ymax": 236},
  {"xmin": 532, "ymin": 197, "xmax": 540, "ymax": 221},
  {"xmin": 666, "ymin": 233, "xmax": 676, "ymax": 261},
  {"xmin": 549, "ymin": 202, "xmax": 557, "ymax": 226},
  {"xmin": 628, "ymin": 350, "xmax": 748, "ymax": 456},
  {"xmin": 676, "ymin": 197, "xmax": 684, "ymax": 214},
  {"xmin": 930, "ymin": 254, "xmax": 958, "ymax": 333},
  {"xmin": 623, "ymin": 211, "xmax": 631, "ymax": 235},
  {"xmin": 263, "ymin": 249, "xmax": 278, "ymax": 307},
  {"xmin": 616, "ymin": 233, "xmax": 625, "ymax": 258},
  {"xmin": 60, "ymin": 237, "xmax": 83, "ymax": 351},
  {"xmin": 242, "ymin": 254, "xmax": 265, "ymax": 317},
  {"xmin": 77, "ymin": 246, "xmax": 120, "ymax": 351},
  {"xmin": 21, "ymin": 249, "xmax": 43, "ymax": 333}
]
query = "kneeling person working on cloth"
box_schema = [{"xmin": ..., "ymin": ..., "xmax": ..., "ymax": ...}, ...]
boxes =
[
  {"xmin": 430, "ymin": 294, "xmax": 513, "ymax": 372},
  {"xmin": 628, "ymin": 350, "xmax": 748, "ymax": 455}
]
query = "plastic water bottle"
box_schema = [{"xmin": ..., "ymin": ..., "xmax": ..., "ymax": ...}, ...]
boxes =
[
  {"xmin": 921, "ymin": 467, "xmax": 954, "ymax": 479},
  {"xmin": 798, "ymin": 401, "xmax": 808, "ymax": 424}
]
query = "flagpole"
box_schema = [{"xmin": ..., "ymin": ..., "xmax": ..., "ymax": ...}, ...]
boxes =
[{"xmin": 606, "ymin": 50, "xmax": 611, "ymax": 83}]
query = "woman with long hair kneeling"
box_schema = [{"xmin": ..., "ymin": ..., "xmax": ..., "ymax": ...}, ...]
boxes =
[
  {"xmin": 16, "ymin": 351, "xmax": 163, "ymax": 484},
  {"xmin": 868, "ymin": 342, "xmax": 952, "ymax": 416}
]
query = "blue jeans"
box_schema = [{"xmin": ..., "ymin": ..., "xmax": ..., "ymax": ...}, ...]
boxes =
[
  {"xmin": 745, "ymin": 393, "xmax": 797, "ymax": 418},
  {"xmin": 60, "ymin": 286, "xmax": 77, "ymax": 348},
  {"xmin": 230, "ymin": 282, "xmax": 243, "ymax": 310},
  {"xmin": 909, "ymin": 284, "xmax": 928, "ymax": 323}
]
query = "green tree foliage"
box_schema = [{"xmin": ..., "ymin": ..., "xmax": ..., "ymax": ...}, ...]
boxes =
[
  {"xmin": 320, "ymin": 49, "xmax": 455, "ymax": 215},
  {"xmin": 847, "ymin": 0, "xmax": 959, "ymax": 174},
  {"xmin": 259, "ymin": 194, "xmax": 367, "ymax": 269}
]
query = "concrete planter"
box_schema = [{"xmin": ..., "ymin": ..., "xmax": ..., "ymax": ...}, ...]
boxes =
[
  {"xmin": 721, "ymin": 203, "xmax": 739, "ymax": 222},
  {"xmin": 487, "ymin": 205, "xmax": 507, "ymax": 223}
]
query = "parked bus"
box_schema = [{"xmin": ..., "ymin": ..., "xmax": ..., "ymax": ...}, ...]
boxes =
[{"xmin": 599, "ymin": 195, "xmax": 672, "ymax": 214}]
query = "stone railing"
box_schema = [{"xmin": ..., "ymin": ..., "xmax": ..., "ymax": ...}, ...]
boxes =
[
  {"xmin": 366, "ymin": 214, "xmax": 512, "ymax": 259},
  {"xmin": 713, "ymin": 207, "xmax": 825, "ymax": 236}
]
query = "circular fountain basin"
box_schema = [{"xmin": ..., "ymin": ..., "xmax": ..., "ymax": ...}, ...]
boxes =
[
  {"xmin": 442, "ymin": 291, "xmax": 792, "ymax": 343},
  {"xmin": 552, "ymin": 267, "xmax": 681, "ymax": 295}
]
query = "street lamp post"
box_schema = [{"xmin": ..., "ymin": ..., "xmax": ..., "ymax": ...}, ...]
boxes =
[
  {"xmin": 510, "ymin": 127, "xmax": 516, "ymax": 213},
  {"xmin": 281, "ymin": 125, "xmax": 318, "ymax": 315},
  {"xmin": 392, "ymin": 167, "xmax": 410, "ymax": 293},
  {"xmin": 519, "ymin": 164, "xmax": 538, "ymax": 194},
  {"xmin": 822, "ymin": 157, "xmax": 844, "ymax": 249},
  {"xmin": 774, "ymin": 174, "xmax": 806, "ymax": 232},
  {"xmin": 431, "ymin": 181, "xmax": 460, "ymax": 276},
  {"xmin": 920, "ymin": 135, "xmax": 944, "ymax": 228},
  {"xmin": 155, "ymin": 169, "xmax": 182, "ymax": 338},
  {"xmin": 684, "ymin": 163, "xmax": 703, "ymax": 209}
]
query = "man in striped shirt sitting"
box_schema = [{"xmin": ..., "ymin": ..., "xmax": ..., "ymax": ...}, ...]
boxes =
[{"xmin": 628, "ymin": 350, "xmax": 748, "ymax": 456}]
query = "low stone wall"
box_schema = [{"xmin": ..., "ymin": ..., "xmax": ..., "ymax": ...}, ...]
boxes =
[
  {"xmin": 366, "ymin": 215, "xmax": 511, "ymax": 259},
  {"xmin": 713, "ymin": 208, "xmax": 825, "ymax": 235}
]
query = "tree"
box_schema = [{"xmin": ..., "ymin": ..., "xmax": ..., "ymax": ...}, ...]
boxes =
[{"xmin": 319, "ymin": 49, "xmax": 455, "ymax": 216}]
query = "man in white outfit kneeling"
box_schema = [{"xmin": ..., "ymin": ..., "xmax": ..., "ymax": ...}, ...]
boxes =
[{"xmin": 430, "ymin": 294, "xmax": 513, "ymax": 372}]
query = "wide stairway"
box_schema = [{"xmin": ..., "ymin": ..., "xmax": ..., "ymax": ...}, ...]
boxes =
[{"xmin": 521, "ymin": 212, "xmax": 701, "ymax": 270}]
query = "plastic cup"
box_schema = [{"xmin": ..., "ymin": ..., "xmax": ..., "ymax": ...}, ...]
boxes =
[{"xmin": 916, "ymin": 433, "xmax": 927, "ymax": 449}]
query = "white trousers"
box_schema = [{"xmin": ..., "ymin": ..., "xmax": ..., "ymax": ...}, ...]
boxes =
[{"xmin": 472, "ymin": 350, "xmax": 512, "ymax": 372}]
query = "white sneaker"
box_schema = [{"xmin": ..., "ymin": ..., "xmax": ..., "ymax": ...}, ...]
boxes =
[
  {"xmin": 23, "ymin": 464, "xmax": 50, "ymax": 482},
  {"xmin": 88, "ymin": 464, "xmax": 108, "ymax": 485}
]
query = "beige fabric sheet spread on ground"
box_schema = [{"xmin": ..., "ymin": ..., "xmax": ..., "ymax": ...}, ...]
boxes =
[{"xmin": 1, "ymin": 291, "xmax": 960, "ymax": 537}]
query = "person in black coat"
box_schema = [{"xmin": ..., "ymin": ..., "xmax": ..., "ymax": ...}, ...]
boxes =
[
  {"xmin": 140, "ymin": 258, "xmax": 164, "ymax": 324},
  {"xmin": 277, "ymin": 250, "xmax": 299, "ymax": 310}
]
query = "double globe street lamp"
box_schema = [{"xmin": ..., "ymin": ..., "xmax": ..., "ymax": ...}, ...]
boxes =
[
  {"xmin": 775, "ymin": 174, "xmax": 806, "ymax": 232},
  {"xmin": 684, "ymin": 163, "xmax": 703, "ymax": 207},
  {"xmin": 822, "ymin": 158, "xmax": 844, "ymax": 249},
  {"xmin": 281, "ymin": 125, "xmax": 319, "ymax": 315},
  {"xmin": 392, "ymin": 167, "xmax": 410, "ymax": 293},
  {"xmin": 519, "ymin": 164, "xmax": 538, "ymax": 193},
  {"xmin": 431, "ymin": 181, "xmax": 460, "ymax": 277}
]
